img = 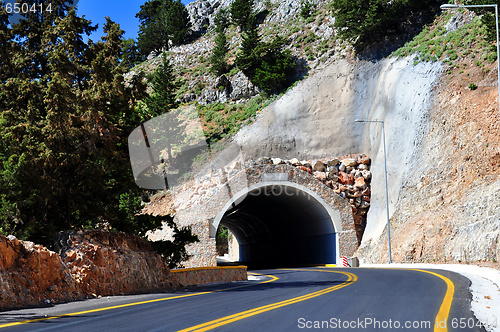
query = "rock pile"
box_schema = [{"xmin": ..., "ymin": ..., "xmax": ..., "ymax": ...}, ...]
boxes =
[{"xmin": 255, "ymin": 154, "xmax": 371, "ymax": 242}]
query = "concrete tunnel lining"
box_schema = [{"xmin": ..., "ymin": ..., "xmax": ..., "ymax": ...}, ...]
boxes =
[{"xmin": 211, "ymin": 181, "xmax": 343, "ymax": 267}]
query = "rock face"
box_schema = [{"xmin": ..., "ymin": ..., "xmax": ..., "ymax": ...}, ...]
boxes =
[
  {"xmin": 0, "ymin": 235, "xmax": 79, "ymax": 310},
  {"xmin": 59, "ymin": 231, "xmax": 176, "ymax": 297},
  {"xmin": 0, "ymin": 231, "xmax": 176, "ymax": 310},
  {"xmin": 185, "ymin": 0, "xmax": 318, "ymax": 33}
]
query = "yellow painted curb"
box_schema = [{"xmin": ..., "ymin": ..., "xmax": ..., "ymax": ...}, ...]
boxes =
[{"xmin": 170, "ymin": 266, "xmax": 247, "ymax": 273}]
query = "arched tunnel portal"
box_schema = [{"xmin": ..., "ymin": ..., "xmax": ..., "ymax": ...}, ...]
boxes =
[{"xmin": 212, "ymin": 182, "xmax": 341, "ymax": 268}]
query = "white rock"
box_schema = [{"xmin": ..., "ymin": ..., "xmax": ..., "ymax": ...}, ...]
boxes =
[
  {"xmin": 358, "ymin": 164, "xmax": 369, "ymax": 170},
  {"xmin": 341, "ymin": 158, "xmax": 357, "ymax": 167},
  {"xmin": 272, "ymin": 158, "xmax": 282, "ymax": 165}
]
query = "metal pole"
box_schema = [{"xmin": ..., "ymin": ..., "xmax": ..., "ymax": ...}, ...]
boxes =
[{"xmin": 381, "ymin": 122, "xmax": 392, "ymax": 264}]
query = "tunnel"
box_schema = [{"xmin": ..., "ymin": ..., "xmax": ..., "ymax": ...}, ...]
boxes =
[{"xmin": 214, "ymin": 183, "xmax": 339, "ymax": 268}]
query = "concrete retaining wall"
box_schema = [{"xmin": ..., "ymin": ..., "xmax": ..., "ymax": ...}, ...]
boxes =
[{"xmin": 170, "ymin": 266, "xmax": 247, "ymax": 287}]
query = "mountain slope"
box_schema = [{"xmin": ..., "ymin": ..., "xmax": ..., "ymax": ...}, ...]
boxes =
[{"xmin": 146, "ymin": 0, "xmax": 500, "ymax": 266}]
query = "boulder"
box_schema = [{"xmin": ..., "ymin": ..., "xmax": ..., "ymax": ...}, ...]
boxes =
[
  {"xmin": 357, "ymin": 154, "xmax": 370, "ymax": 165},
  {"xmin": 327, "ymin": 172, "xmax": 339, "ymax": 181},
  {"xmin": 327, "ymin": 158, "xmax": 340, "ymax": 166},
  {"xmin": 271, "ymin": 158, "xmax": 283, "ymax": 165},
  {"xmin": 355, "ymin": 177, "xmax": 366, "ymax": 188},
  {"xmin": 301, "ymin": 160, "xmax": 312, "ymax": 167},
  {"xmin": 229, "ymin": 71, "xmax": 260, "ymax": 100},
  {"xmin": 360, "ymin": 201, "xmax": 371, "ymax": 209},
  {"xmin": 358, "ymin": 164, "xmax": 369, "ymax": 170},
  {"xmin": 327, "ymin": 165, "xmax": 339, "ymax": 174},
  {"xmin": 312, "ymin": 160, "xmax": 326, "ymax": 172},
  {"xmin": 338, "ymin": 171, "xmax": 354, "ymax": 185},
  {"xmin": 341, "ymin": 158, "xmax": 358, "ymax": 167}
]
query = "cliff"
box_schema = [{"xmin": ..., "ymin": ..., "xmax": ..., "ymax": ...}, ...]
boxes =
[{"xmin": 0, "ymin": 232, "xmax": 175, "ymax": 310}]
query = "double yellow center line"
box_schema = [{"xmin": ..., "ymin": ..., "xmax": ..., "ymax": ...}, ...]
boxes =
[
  {"xmin": 179, "ymin": 270, "xmax": 357, "ymax": 332},
  {"xmin": 0, "ymin": 273, "xmax": 277, "ymax": 329},
  {"xmin": 1, "ymin": 268, "xmax": 455, "ymax": 332}
]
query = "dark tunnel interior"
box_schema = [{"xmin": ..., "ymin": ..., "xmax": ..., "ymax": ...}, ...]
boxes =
[{"xmin": 219, "ymin": 185, "xmax": 337, "ymax": 269}]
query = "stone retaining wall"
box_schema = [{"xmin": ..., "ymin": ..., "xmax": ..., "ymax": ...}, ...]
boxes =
[{"xmin": 170, "ymin": 266, "xmax": 247, "ymax": 287}]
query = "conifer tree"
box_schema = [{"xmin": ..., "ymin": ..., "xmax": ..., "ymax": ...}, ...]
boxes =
[
  {"xmin": 236, "ymin": 15, "xmax": 296, "ymax": 94},
  {"xmin": 0, "ymin": 1, "xmax": 146, "ymax": 243},
  {"xmin": 136, "ymin": 0, "xmax": 191, "ymax": 57},
  {"xmin": 230, "ymin": 0, "xmax": 254, "ymax": 31},
  {"xmin": 122, "ymin": 38, "xmax": 145, "ymax": 69},
  {"xmin": 144, "ymin": 53, "xmax": 179, "ymax": 118},
  {"xmin": 235, "ymin": 14, "xmax": 261, "ymax": 76},
  {"xmin": 210, "ymin": 9, "xmax": 229, "ymax": 77},
  {"xmin": 136, "ymin": 0, "xmax": 166, "ymax": 55},
  {"xmin": 166, "ymin": 0, "xmax": 191, "ymax": 46},
  {"xmin": 143, "ymin": 53, "xmax": 182, "ymax": 163}
]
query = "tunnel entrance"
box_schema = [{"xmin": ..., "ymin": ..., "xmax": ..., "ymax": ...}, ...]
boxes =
[{"xmin": 214, "ymin": 183, "xmax": 339, "ymax": 268}]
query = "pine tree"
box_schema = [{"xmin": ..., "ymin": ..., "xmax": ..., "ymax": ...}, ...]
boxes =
[
  {"xmin": 145, "ymin": 54, "xmax": 178, "ymax": 118},
  {"xmin": 136, "ymin": 0, "xmax": 191, "ymax": 57},
  {"xmin": 143, "ymin": 53, "xmax": 182, "ymax": 163},
  {"xmin": 230, "ymin": 0, "xmax": 254, "ymax": 31},
  {"xmin": 122, "ymin": 38, "xmax": 145, "ymax": 69},
  {"xmin": 0, "ymin": 2, "xmax": 148, "ymax": 243},
  {"xmin": 235, "ymin": 14, "xmax": 261, "ymax": 77},
  {"xmin": 254, "ymin": 38, "xmax": 296, "ymax": 94},
  {"xmin": 166, "ymin": 0, "xmax": 191, "ymax": 46},
  {"xmin": 235, "ymin": 16, "xmax": 296, "ymax": 94},
  {"xmin": 210, "ymin": 9, "xmax": 229, "ymax": 77}
]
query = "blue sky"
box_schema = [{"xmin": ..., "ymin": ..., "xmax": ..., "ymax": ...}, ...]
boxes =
[{"xmin": 76, "ymin": 0, "xmax": 194, "ymax": 41}]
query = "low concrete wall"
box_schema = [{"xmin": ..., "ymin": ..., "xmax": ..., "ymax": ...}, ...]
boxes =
[{"xmin": 170, "ymin": 266, "xmax": 247, "ymax": 287}]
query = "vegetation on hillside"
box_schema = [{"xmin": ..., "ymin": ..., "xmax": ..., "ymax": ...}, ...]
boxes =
[
  {"xmin": 234, "ymin": 11, "xmax": 297, "ymax": 94},
  {"xmin": 0, "ymin": 0, "xmax": 197, "ymax": 267},
  {"xmin": 331, "ymin": 0, "xmax": 440, "ymax": 52},
  {"xmin": 392, "ymin": 14, "xmax": 497, "ymax": 66},
  {"xmin": 465, "ymin": 0, "xmax": 500, "ymax": 43},
  {"xmin": 210, "ymin": 9, "xmax": 230, "ymax": 77},
  {"xmin": 136, "ymin": 0, "xmax": 191, "ymax": 57}
]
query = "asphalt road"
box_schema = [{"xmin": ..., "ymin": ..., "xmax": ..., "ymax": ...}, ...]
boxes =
[{"xmin": 0, "ymin": 267, "xmax": 485, "ymax": 331}]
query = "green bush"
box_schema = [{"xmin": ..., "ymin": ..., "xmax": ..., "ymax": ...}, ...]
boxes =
[
  {"xmin": 332, "ymin": 0, "xmax": 439, "ymax": 52},
  {"xmin": 300, "ymin": 1, "xmax": 315, "ymax": 19}
]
